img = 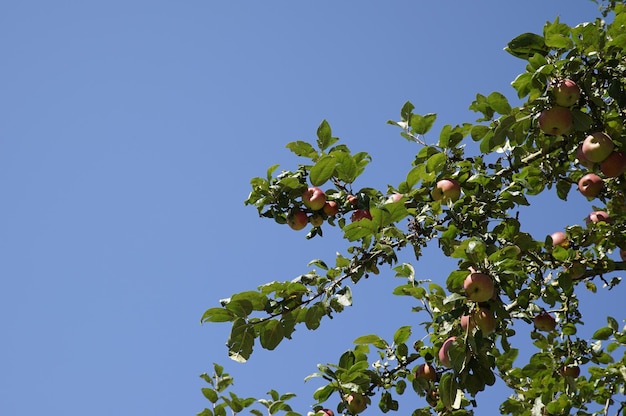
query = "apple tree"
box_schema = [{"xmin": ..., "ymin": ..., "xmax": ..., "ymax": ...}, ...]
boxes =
[{"xmin": 200, "ymin": 2, "xmax": 626, "ymax": 415}]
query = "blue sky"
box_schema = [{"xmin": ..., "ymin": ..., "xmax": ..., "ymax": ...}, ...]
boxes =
[{"xmin": 1, "ymin": 1, "xmax": 623, "ymax": 415}]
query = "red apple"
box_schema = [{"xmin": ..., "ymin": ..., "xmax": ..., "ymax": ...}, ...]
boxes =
[
  {"xmin": 347, "ymin": 195, "xmax": 358, "ymax": 206},
  {"xmin": 578, "ymin": 173, "xmax": 604, "ymax": 198},
  {"xmin": 309, "ymin": 213, "xmax": 324, "ymax": 227},
  {"xmin": 473, "ymin": 307, "xmax": 497, "ymax": 335},
  {"xmin": 438, "ymin": 336, "xmax": 457, "ymax": 368},
  {"xmin": 550, "ymin": 231, "xmax": 569, "ymax": 248},
  {"xmin": 302, "ymin": 187, "xmax": 327, "ymax": 211},
  {"xmin": 552, "ymin": 79, "xmax": 580, "ymax": 107},
  {"xmin": 345, "ymin": 393, "xmax": 368, "ymax": 414},
  {"xmin": 533, "ymin": 312, "xmax": 557, "ymax": 332},
  {"xmin": 287, "ymin": 210, "xmax": 309, "ymax": 230},
  {"xmin": 586, "ymin": 210, "xmax": 610, "ymax": 224},
  {"xmin": 415, "ymin": 363, "xmax": 437, "ymax": 382},
  {"xmin": 460, "ymin": 314, "xmax": 475, "ymax": 332},
  {"xmin": 576, "ymin": 145, "xmax": 595, "ymax": 168},
  {"xmin": 431, "ymin": 179, "xmax": 461, "ymax": 204},
  {"xmin": 559, "ymin": 365, "xmax": 581, "ymax": 378},
  {"xmin": 581, "ymin": 132, "xmax": 614, "ymax": 163},
  {"xmin": 538, "ymin": 106, "xmax": 573, "ymax": 135},
  {"xmin": 600, "ymin": 151, "xmax": 626, "ymax": 177},
  {"xmin": 322, "ymin": 201, "xmax": 339, "ymax": 216},
  {"xmin": 463, "ymin": 272, "xmax": 495, "ymax": 302},
  {"xmin": 316, "ymin": 409, "xmax": 335, "ymax": 416},
  {"xmin": 351, "ymin": 209, "xmax": 372, "ymax": 222}
]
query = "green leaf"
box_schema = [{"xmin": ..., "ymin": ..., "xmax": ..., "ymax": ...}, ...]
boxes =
[
  {"xmin": 487, "ymin": 92, "xmax": 512, "ymax": 115},
  {"xmin": 410, "ymin": 113, "xmax": 437, "ymax": 135},
  {"xmin": 225, "ymin": 299, "xmax": 253, "ymax": 318},
  {"xmin": 286, "ymin": 141, "xmax": 318, "ymax": 159},
  {"xmin": 333, "ymin": 151, "xmax": 358, "ymax": 183},
  {"xmin": 393, "ymin": 326, "xmax": 412, "ymax": 345},
  {"xmin": 592, "ymin": 326, "xmax": 613, "ymax": 340},
  {"xmin": 470, "ymin": 125, "xmax": 490, "ymax": 141},
  {"xmin": 309, "ymin": 154, "xmax": 336, "ymax": 186},
  {"xmin": 201, "ymin": 307, "xmax": 236, "ymax": 323},
  {"xmin": 259, "ymin": 320, "xmax": 284, "ymax": 350},
  {"xmin": 316, "ymin": 120, "xmax": 337, "ymax": 150},
  {"xmin": 202, "ymin": 388, "xmax": 219, "ymax": 403},
  {"xmin": 400, "ymin": 101, "xmax": 415, "ymax": 122},
  {"xmin": 505, "ymin": 32, "xmax": 548, "ymax": 59},
  {"xmin": 425, "ymin": 152, "xmax": 447, "ymax": 173},
  {"xmin": 305, "ymin": 303, "xmax": 326, "ymax": 330},
  {"xmin": 227, "ymin": 318, "xmax": 255, "ymax": 362}
]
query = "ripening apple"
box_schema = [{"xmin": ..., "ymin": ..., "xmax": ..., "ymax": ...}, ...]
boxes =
[
  {"xmin": 473, "ymin": 307, "xmax": 497, "ymax": 335},
  {"xmin": 386, "ymin": 193, "xmax": 404, "ymax": 203},
  {"xmin": 586, "ymin": 210, "xmax": 610, "ymax": 224},
  {"xmin": 431, "ymin": 179, "xmax": 461, "ymax": 203},
  {"xmin": 347, "ymin": 194, "xmax": 358, "ymax": 206},
  {"xmin": 345, "ymin": 393, "xmax": 368, "ymax": 414},
  {"xmin": 463, "ymin": 272, "xmax": 495, "ymax": 302},
  {"xmin": 438, "ymin": 336, "xmax": 457, "ymax": 368},
  {"xmin": 581, "ymin": 132, "xmax": 614, "ymax": 163},
  {"xmin": 552, "ymin": 79, "xmax": 581, "ymax": 107},
  {"xmin": 533, "ymin": 312, "xmax": 557, "ymax": 332},
  {"xmin": 600, "ymin": 151, "xmax": 626, "ymax": 177},
  {"xmin": 322, "ymin": 201, "xmax": 339, "ymax": 216},
  {"xmin": 559, "ymin": 365, "xmax": 581, "ymax": 378},
  {"xmin": 460, "ymin": 314, "xmax": 475, "ymax": 332},
  {"xmin": 576, "ymin": 145, "xmax": 595, "ymax": 168},
  {"xmin": 538, "ymin": 106, "xmax": 573, "ymax": 135},
  {"xmin": 309, "ymin": 213, "xmax": 324, "ymax": 227},
  {"xmin": 415, "ymin": 363, "xmax": 437, "ymax": 382},
  {"xmin": 577, "ymin": 173, "xmax": 604, "ymax": 198},
  {"xmin": 287, "ymin": 210, "xmax": 309, "ymax": 230},
  {"xmin": 550, "ymin": 231, "xmax": 569, "ymax": 248},
  {"xmin": 316, "ymin": 409, "xmax": 335, "ymax": 416},
  {"xmin": 302, "ymin": 187, "xmax": 327, "ymax": 211},
  {"xmin": 351, "ymin": 209, "xmax": 372, "ymax": 222}
]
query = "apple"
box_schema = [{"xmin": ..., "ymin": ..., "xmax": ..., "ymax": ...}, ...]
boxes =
[
  {"xmin": 463, "ymin": 272, "xmax": 495, "ymax": 302},
  {"xmin": 351, "ymin": 209, "xmax": 372, "ymax": 222},
  {"xmin": 426, "ymin": 388, "xmax": 439, "ymax": 407},
  {"xmin": 552, "ymin": 79, "xmax": 580, "ymax": 107},
  {"xmin": 620, "ymin": 249, "xmax": 626, "ymax": 262},
  {"xmin": 473, "ymin": 307, "xmax": 497, "ymax": 335},
  {"xmin": 431, "ymin": 179, "xmax": 461, "ymax": 203},
  {"xmin": 581, "ymin": 132, "xmax": 614, "ymax": 163},
  {"xmin": 586, "ymin": 210, "xmax": 610, "ymax": 224},
  {"xmin": 533, "ymin": 312, "xmax": 557, "ymax": 332},
  {"xmin": 387, "ymin": 193, "xmax": 403, "ymax": 203},
  {"xmin": 415, "ymin": 363, "xmax": 437, "ymax": 382},
  {"xmin": 347, "ymin": 195, "xmax": 358, "ymax": 206},
  {"xmin": 438, "ymin": 336, "xmax": 457, "ymax": 368},
  {"xmin": 576, "ymin": 145, "xmax": 595, "ymax": 168},
  {"xmin": 309, "ymin": 213, "xmax": 324, "ymax": 227},
  {"xmin": 322, "ymin": 201, "xmax": 339, "ymax": 216},
  {"xmin": 316, "ymin": 409, "xmax": 335, "ymax": 416},
  {"xmin": 302, "ymin": 187, "xmax": 327, "ymax": 211},
  {"xmin": 559, "ymin": 365, "xmax": 581, "ymax": 378},
  {"xmin": 460, "ymin": 314, "xmax": 475, "ymax": 332},
  {"xmin": 550, "ymin": 231, "xmax": 569, "ymax": 248},
  {"xmin": 287, "ymin": 210, "xmax": 309, "ymax": 230},
  {"xmin": 577, "ymin": 173, "xmax": 604, "ymax": 198},
  {"xmin": 538, "ymin": 106, "xmax": 573, "ymax": 135},
  {"xmin": 345, "ymin": 393, "xmax": 368, "ymax": 414},
  {"xmin": 600, "ymin": 151, "xmax": 626, "ymax": 177}
]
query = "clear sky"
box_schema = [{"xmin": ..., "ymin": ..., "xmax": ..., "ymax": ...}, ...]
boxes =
[{"xmin": 1, "ymin": 1, "xmax": 622, "ymax": 415}]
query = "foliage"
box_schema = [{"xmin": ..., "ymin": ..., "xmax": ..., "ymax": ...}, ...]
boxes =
[{"xmin": 200, "ymin": 2, "xmax": 626, "ymax": 415}]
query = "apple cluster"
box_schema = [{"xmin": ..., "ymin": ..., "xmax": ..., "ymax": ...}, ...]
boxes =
[
  {"xmin": 286, "ymin": 187, "xmax": 341, "ymax": 231},
  {"xmin": 537, "ymin": 79, "xmax": 580, "ymax": 136}
]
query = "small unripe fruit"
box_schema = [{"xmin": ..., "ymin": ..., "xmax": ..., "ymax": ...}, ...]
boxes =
[
  {"xmin": 309, "ymin": 213, "xmax": 324, "ymax": 227},
  {"xmin": 415, "ymin": 363, "xmax": 437, "ymax": 382},
  {"xmin": 533, "ymin": 312, "xmax": 557, "ymax": 332}
]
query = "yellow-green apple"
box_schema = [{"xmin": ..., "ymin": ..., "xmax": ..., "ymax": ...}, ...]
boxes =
[
  {"xmin": 578, "ymin": 173, "xmax": 603, "ymax": 198},
  {"xmin": 322, "ymin": 201, "xmax": 339, "ymax": 216},
  {"xmin": 552, "ymin": 79, "xmax": 580, "ymax": 107},
  {"xmin": 473, "ymin": 307, "xmax": 497, "ymax": 335},
  {"xmin": 351, "ymin": 209, "xmax": 372, "ymax": 222},
  {"xmin": 345, "ymin": 393, "xmax": 368, "ymax": 414},
  {"xmin": 431, "ymin": 179, "xmax": 461, "ymax": 203},
  {"xmin": 538, "ymin": 106, "xmax": 573, "ymax": 135},
  {"xmin": 550, "ymin": 231, "xmax": 569, "ymax": 248},
  {"xmin": 415, "ymin": 363, "xmax": 437, "ymax": 382},
  {"xmin": 533, "ymin": 312, "xmax": 557, "ymax": 332},
  {"xmin": 586, "ymin": 210, "xmax": 610, "ymax": 224},
  {"xmin": 309, "ymin": 213, "xmax": 324, "ymax": 227},
  {"xmin": 302, "ymin": 187, "xmax": 326, "ymax": 211},
  {"xmin": 581, "ymin": 132, "xmax": 614, "ymax": 163},
  {"xmin": 600, "ymin": 151, "xmax": 626, "ymax": 177},
  {"xmin": 460, "ymin": 314, "xmax": 475, "ymax": 332},
  {"xmin": 463, "ymin": 272, "xmax": 495, "ymax": 302},
  {"xmin": 576, "ymin": 145, "xmax": 595, "ymax": 168},
  {"xmin": 559, "ymin": 365, "xmax": 581, "ymax": 378},
  {"xmin": 287, "ymin": 210, "xmax": 309, "ymax": 230},
  {"xmin": 438, "ymin": 336, "xmax": 457, "ymax": 368},
  {"xmin": 316, "ymin": 409, "xmax": 335, "ymax": 416}
]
